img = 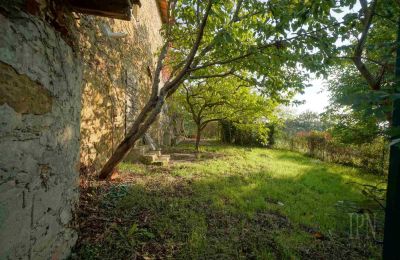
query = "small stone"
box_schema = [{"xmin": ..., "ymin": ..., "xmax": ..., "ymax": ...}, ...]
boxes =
[{"xmin": 60, "ymin": 208, "xmax": 72, "ymax": 225}]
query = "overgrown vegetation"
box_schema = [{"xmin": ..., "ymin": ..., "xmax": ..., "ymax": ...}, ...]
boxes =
[
  {"xmin": 93, "ymin": 0, "xmax": 399, "ymax": 255},
  {"xmin": 276, "ymin": 131, "xmax": 389, "ymax": 176},
  {"xmin": 74, "ymin": 143, "xmax": 384, "ymax": 259},
  {"xmin": 220, "ymin": 119, "xmax": 272, "ymax": 147},
  {"xmin": 172, "ymin": 76, "xmax": 275, "ymax": 151},
  {"xmin": 274, "ymin": 110, "xmax": 389, "ymax": 175}
]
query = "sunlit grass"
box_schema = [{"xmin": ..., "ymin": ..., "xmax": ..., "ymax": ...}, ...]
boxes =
[
  {"xmin": 76, "ymin": 143, "xmax": 384, "ymax": 259},
  {"xmin": 118, "ymin": 162, "xmax": 147, "ymax": 174},
  {"xmin": 169, "ymin": 146, "xmax": 381, "ymax": 232}
]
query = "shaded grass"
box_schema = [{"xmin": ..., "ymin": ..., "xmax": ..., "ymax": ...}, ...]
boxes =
[{"xmin": 74, "ymin": 144, "xmax": 384, "ymax": 259}]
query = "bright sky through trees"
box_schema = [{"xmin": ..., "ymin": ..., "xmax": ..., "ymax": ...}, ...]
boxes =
[
  {"xmin": 293, "ymin": 76, "xmax": 328, "ymax": 113},
  {"xmin": 290, "ymin": 2, "xmax": 362, "ymax": 115}
]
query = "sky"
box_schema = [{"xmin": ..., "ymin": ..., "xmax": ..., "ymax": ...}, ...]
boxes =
[
  {"xmin": 291, "ymin": 76, "xmax": 330, "ymax": 114},
  {"xmin": 289, "ymin": 3, "xmax": 361, "ymax": 115}
]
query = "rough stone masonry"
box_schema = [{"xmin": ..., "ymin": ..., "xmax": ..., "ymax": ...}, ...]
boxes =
[
  {"xmin": 0, "ymin": 0, "xmax": 167, "ymax": 259},
  {"xmin": 78, "ymin": 0, "xmax": 169, "ymax": 172}
]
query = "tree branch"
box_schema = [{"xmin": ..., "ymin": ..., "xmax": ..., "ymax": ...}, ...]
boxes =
[
  {"xmin": 352, "ymin": 0, "xmax": 380, "ymax": 90},
  {"xmin": 190, "ymin": 0, "xmax": 245, "ymax": 69},
  {"xmin": 162, "ymin": 0, "xmax": 213, "ymax": 92},
  {"xmin": 183, "ymin": 83, "xmax": 201, "ymax": 123},
  {"xmin": 189, "ymin": 68, "xmax": 236, "ymax": 79},
  {"xmin": 201, "ymin": 118, "xmax": 224, "ymax": 129},
  {"xmin": 189, "ymin": 21, "xmax": 344, "ymax": 73}
]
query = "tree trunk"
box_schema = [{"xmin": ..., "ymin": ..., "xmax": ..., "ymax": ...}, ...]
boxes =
[
  {"xmin": 97, "ymin": 0, "xmax": 214, "ymax": 179},
  {"xmin": 195, "ymin": 124, "xmax": 201, "ymax": 152},
  {"xmin": 98, "ymin": 97, "xmax": 164, "ymax": 179},
  {"xmin": 382, "ymin": 18, "xmax": 400, "ymax": 259}
]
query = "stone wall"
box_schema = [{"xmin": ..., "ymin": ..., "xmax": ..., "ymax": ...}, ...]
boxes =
[
  {"xmin": 78, "ymin": 0, "xmax": 168, "ymax": 172},
  {"xmin": 0, "ymin": 9, "xmax": 82, "ymax": 260},
  {"xmin": 0, "ymin": 0, "xmax": 168, "ymax": 258}
]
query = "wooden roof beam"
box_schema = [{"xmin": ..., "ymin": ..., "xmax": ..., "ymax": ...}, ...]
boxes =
[{"xmin": 67, "ymin": 0, "xmax": 141, "ymax": 21}]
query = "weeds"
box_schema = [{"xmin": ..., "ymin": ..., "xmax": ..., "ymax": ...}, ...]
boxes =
[{"xmin": 73, "ymin": 144, "xmax": 384, "ymax": 259}]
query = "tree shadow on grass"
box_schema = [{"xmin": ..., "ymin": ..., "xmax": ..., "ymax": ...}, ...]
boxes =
[{"xmin": 73, "ymin": 154, "xmax": 383, "ymax": 260}]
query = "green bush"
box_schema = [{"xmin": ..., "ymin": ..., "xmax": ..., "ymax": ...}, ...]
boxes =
[
  {"xmin": 220, "ymin": 120, "xmax": 269, "ymax": 147},
  {"xmin": 275, "ymin": 133, "xmax": 388, "ymax": 175}
]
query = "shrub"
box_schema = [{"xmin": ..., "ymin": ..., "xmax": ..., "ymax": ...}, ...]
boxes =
[
  {"xmin": 275, "ymin": 132, "xmax": 388, "ymax": 175},
  {"xmin": 220, "ymin": 120, "xmax": 269, "ymax": 147}
]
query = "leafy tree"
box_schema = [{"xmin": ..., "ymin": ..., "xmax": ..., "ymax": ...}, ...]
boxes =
[
  {"xmin": 323, "ymin": 65, "xmax": 392, "ymax": 144},
  {"xmin": 220, "ymin": 119, "xmax": 271, "ymax": 146},
  {"xmin": 176, "ymin": 76, "xmax": 275, "ymax": 151},
  {"xmin": 99, "ymin": 0, "xmax": 342, "ymax": 179},
  {"xmin": 266, "ymin": 122, "xmax": 276, "ymax": 148},
  {"xmin": 322, "ymin": 105, "xmax": 383, "ymax": 144},
  {"xmin": 284, "ymin": 110, "xmax": 326, "ymax": 135},
  {"xmin": 327, "ymin": 1, "xmax": 400, "ymax": 255},
  {"xmin": 329, "ymin": 0, "xmax": 399, "ymax": 120}
]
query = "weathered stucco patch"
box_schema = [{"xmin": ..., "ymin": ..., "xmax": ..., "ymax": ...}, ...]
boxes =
[
  {"xmin": 0, "ymin": 10, "xmax": 81, "ymax": 260},
  {"xmin": 0, "ymin": 61, "xmax": 53, "ymax": 115}
]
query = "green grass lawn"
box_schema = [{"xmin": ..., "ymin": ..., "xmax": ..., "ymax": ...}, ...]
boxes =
[{"xmin": 74, "ymin": 143, "xmax": 385, "ymax": 259}]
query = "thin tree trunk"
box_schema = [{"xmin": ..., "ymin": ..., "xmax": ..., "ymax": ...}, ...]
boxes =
[
  {"xmin": 195, "ymin": 124, "xmax": 201, "ymax": 152},
  {"xmin": 99, "ymin": 97, "xmax": 164, "ymax": 179},
  {"xmin": 98, "ymin": 0, "xmax": 214, "ymax": 179},
  {"xmin": 382, "ymin": 17, "xmax": 400, "ymax": 260}
]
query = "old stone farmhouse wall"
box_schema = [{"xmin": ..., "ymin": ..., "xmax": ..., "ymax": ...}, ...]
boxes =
[
  {"xmin": 0, "ymin": 8, "xmax": 82, "ymax": 260},
  {"xmin": 0, "ymin": 0, "xmax": 168, "ymax": 259},
  {"xmin": 78, "ymin": 0, "xmax": 169, "ymax": 172}
]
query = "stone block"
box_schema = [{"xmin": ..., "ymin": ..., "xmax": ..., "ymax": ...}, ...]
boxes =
[
  {"xmin": 147, "ymin": 150, "xmax": 162, "ymax": 156},
  {"xmin": 124, "ymin": 145, "xmax": 150, "ymax": 163},
  {"xmin": 158, "ymin": 154, "xmax": 170, "ymax": 162},
  {"xmin": 140, "ymin": 154, "xmax": 158, "ymax": 165}
]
